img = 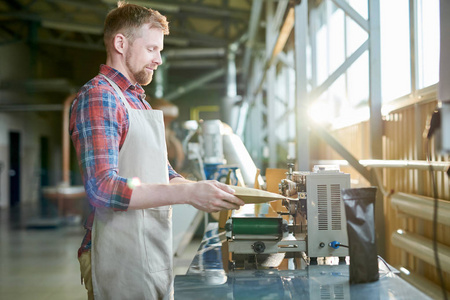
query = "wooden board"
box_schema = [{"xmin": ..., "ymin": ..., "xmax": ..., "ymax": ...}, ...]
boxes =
[{"xmin": 232, "ymin": 186, "xmax": 285, "ymax": 204}]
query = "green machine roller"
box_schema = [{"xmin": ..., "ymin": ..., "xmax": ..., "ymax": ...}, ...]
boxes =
[{"xmin": 225, "ymin": 217, "xmax": 289, "ymax": 241}]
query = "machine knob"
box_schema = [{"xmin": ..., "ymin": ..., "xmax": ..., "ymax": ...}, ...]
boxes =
[
  {"xmin": 252, "ymin": 241, "xmax": 266, "ymax": 254},
  {"xmin": 319, "ymin": 242, "xmax": 325, "ymax": 248}
]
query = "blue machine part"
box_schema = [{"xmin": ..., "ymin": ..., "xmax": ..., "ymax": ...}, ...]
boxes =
[
  {"xmin": 204, "ymin": 164, "xmax": 239, "ymax": 186},
  {"xmin": 203, "ymin": 163, "xmax": 222, "ymax": 180}
]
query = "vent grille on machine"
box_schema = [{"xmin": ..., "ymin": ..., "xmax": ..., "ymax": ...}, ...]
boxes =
[
  {"xmin": 319, "ymin": 284, "xmax": 345, "ymax": 300},
  {"xmin": 330, "ymin": 184, "xmax": 341, "ymax": 230},
  {"xmin": 320, "ymin": 285, "xmax": 331, "ymax": 299},
  {"xmin": 317, "ymin": 184, "xmax": 328, "ymax": 230},
  {"xmin": 333, "ymin": 284, "xmax": 345, "ymax": 300}
]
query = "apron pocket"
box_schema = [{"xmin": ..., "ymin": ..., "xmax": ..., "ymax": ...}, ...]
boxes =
[{"xmin": 143, "ymin": 207, "xmax": 173, "ymax": 273}]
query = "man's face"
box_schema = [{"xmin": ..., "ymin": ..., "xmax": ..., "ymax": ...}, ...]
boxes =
[{"xmin": 124, "ymin": 25, "xmax": 163, "ymax": 86}]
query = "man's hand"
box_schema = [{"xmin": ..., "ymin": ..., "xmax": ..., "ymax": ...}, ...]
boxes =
[{"xmin": 185, "ymin": 180, "xmax": 245, "ymax": 213}]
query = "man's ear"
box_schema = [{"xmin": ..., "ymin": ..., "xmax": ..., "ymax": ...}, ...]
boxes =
[{"xmin": 113, "ymin": 33, "xmax": 127, "ymax": 54}]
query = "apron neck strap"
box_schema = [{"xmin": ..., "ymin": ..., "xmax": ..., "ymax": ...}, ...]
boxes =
[{"xmin": 100, "ymin": 74, "xmax": 132, "ymax": 110}]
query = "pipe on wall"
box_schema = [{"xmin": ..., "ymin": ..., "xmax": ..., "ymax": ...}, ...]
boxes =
[
  {"xmin": 222, "ymin": 133, "xmax": 264, "ymax": 188},
  {"xmin": 62, "ymin": 94, "xmax": 76, "ymax": 184},
  {"xmin": 313, "ymin": 159, "xmax": 450, "ymax": 172},
  {"xmin": 390, "ymin": 192, "xmax": 450, "ymax": 227},
  {"xmin": 391, "ymin": 230, "xmax": 450, "ymax": 274}
]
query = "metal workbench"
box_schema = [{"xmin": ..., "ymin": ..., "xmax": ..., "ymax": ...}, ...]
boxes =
[{"xmin": 174, "ymin": 223, "xmax": 431, "ymax": 300}]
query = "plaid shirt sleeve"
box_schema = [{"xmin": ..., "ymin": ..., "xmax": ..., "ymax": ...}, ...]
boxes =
[
  {"xmin": 70, "ymin": 83, "xmax": 132, "ymax": 211},
  {"xmin": 168, "ymin": 162, "xmax": 181, "ymax": 180}
]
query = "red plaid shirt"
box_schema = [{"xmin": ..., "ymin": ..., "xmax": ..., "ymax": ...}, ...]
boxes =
[{"xmin": 70, "ymin": 65, "xmax": 181, "ymax": 257}]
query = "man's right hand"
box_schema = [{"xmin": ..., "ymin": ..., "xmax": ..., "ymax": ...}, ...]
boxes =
[{"xmin": 185, "ymin": 180, "xmax": 245, "ymax": 213}]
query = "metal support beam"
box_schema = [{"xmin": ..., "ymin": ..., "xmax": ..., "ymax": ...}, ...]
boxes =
[
  {"xmin": 368, "ymin": 0, "xmax": 383, "ymax": 160},
  {"xmin": 242, "ymin": 0, "xmax": 263, "ymax": 81},
  {"xmin": 294, "ymin": 0, "xmax": 309, "ymax": 171},
  {"xmin": 244, "ymin": 54, "xmax": 265, "ymax": 167},
  {"xmin": 221, "ymin": 42, "xmax": 240, "ymax": 130},
  {"xmin": 368, "ymin": 0, "xmax": 384, "ymax": 257},
  {"xmin": 253, "ymin": 7, "xmax": 295, "ymax": 97},
  {"xmin": 102, "ymin": 0, "xmax": 250, "ymax": 19},
  {"xmin": 164, "ymin": 47, "xmax": 225, "ymax": 58},
  {"xmin": 331, "ymin": 0, "xmax": 369, "ymax": 32},
  {"xmin": 46, "ymin": 0, "xmax": 107, "ymax": 15},
  {"xmin": 238, "ymin": 0, "xmax": 264, "ymax": 139},
  {"xmin": 310, "ymin": 124, "xmax": 372, "ymax": 182},
  {"xmin": 167, "ymin": 59, "xmax": 221, "ymax": 69},
  {"xmin": 164, "ymin": 68, "xmax": 225, "ymax": 101},
  {"xmin": 41, "ymin": 20, "xmax": 103, "ymax": 35},
  {"xmin": 38, "ymin": 37, "xmax": 105, "ymax": 51},
  {"xmin": 266, "ymin": 1, "xmax": 277, "ymax": 168},
  {"xmin": 0, "ymin": 104, "xmax": 63, "ymax": 112},
  {"xmin": 270, "ymin": 0, "xmax": 290, "ymax": 49},
  {"xmin": 310, "ymin": 39, "xmax": 368, "ymax": 100}
]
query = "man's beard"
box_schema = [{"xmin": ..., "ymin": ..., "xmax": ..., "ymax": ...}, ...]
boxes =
[
  {"xmin": 125, "ymin": 53, "xmax": 153, "ymax": 86},
  {"xmin": 134, "ymin": 69, "xmax": 153, "ymax": 86}
]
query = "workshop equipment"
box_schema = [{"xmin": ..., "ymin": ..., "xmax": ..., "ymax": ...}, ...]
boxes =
[{"xmin": 225, "ymin": 164, "xmax": 350, "ymax": 269}]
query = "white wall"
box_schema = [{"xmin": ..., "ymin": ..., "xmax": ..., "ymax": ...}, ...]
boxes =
[{"xmin": 0, "ymin": 43, "xmax": 62, "ymax": 209}]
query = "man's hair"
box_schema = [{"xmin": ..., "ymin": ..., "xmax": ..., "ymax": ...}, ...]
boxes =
[{"xmin": 104, "ymin": 1, "xmax": 169, "ymax": 48}]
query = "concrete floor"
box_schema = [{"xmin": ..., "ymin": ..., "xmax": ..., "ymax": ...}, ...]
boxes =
[{"xmin": 0, "ymin": 204, "xmax": 199, "ymax": 300}]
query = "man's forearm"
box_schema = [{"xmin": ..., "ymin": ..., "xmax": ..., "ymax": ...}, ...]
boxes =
[
  {"xmin": 128, "ymin": 183, "xmax": 189, "ymax": 209},
  {"xmin": 169, "ymin": 176, "xmax": 194, "ymax": 184},
  {"xmin": 127, "ymin": 180, "xmax": 245, "ymax": 212}
]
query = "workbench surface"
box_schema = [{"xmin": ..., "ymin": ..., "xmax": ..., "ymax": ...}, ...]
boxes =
[{"xmin": 174, "ymin": 223, "xmax": 431, "ymax": 300}]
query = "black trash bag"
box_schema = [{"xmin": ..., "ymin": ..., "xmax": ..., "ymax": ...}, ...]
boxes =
[{"xmin": 342, "ymin": 187, "xmax": 379, "ymax": 284}]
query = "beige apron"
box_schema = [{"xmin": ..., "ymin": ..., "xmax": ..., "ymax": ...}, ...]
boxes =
[{"xmin": 91, "ymin": 75, "xmax": 173, "ymax": 300}]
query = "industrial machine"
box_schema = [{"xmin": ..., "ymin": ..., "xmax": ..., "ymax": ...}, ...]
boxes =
[
  {"xmin": 183, "ymin": 119, "xmax": 264, "ymax": 187},
  {"xmin": 225, "ymin": 164, "xmax": 350, "ymax": 269}
]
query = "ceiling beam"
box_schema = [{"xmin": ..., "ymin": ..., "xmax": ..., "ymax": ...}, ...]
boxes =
[
  {"xmin": 4, "ymin": 0, "xmax": 23, "ymax": 10},
  {"xmin": 170, "ymin": 27, "xmax": 227, "ymax": 46},
  {"xmin": 0, "ymin": 78, "xmax": 76, "ymax": 93},
  {"xmin": 45, "ymin": 0, "xmax": 108, "ymax": 15},
  {"xmin": 0, "ymin": 11, "xmax": 41, "ymax": 22},
  {"xmin": 101, "ymin": 0, "xmax": 249, "ymax": 19},
  {"xmin": 164, "ymin": 47, "xmax": 225, "ymax": 58},
  {"xmin": 101, "ymin": 0, "xmax": 180, "ymax": 13},
  {"xmin": 0, "ymin": 10, "xmax": 219, "ymax": 47},
  {"xmin": 38, "ymin": 36, "xmax": 105, "ymax": 51},
  {"xmin": 0, "ymin": 104, "xmax": 64, "ymax": 112},
  {"xmin": 168, "ymin": 59, "xmax": 222, "ymax": 69},
  {"xmin": 165, "ymin": 68, "xmax": 225, "ymax": 101},
  {"xmin": 41, "ymin": 20, "xmax": 103, "ymax": 35}
]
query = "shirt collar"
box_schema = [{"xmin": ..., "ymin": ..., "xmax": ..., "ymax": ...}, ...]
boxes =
[{"xmin": 99, "ymin": 64, "xmax": 145, "ymax": 94}]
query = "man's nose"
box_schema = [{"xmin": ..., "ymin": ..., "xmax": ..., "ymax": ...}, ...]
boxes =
[{"xmin": 154, "ymin": 51, "xmax": 162, "ymax": 66}]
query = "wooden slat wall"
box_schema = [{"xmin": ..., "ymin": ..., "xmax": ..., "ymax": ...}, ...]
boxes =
[{"xmin": 311, "ymin": 100, "xmax": 450, "ymax": 289}]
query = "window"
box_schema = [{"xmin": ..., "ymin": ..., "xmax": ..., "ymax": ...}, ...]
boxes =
[
  {"xmin": 308, "ymin": 0, "xmax": 439, "ymax": 123},
  {"xmin": 417, "ymin": 0, "xmax": 440, "ymax": 89},
  {"xmin": 380, "ymin": 0, "xmax": 411, "ymax": 102}
]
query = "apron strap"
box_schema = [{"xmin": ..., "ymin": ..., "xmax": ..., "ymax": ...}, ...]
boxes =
[{"xmin": 100, "ymin": 74, "xmax": 132, "ymax": 111}]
